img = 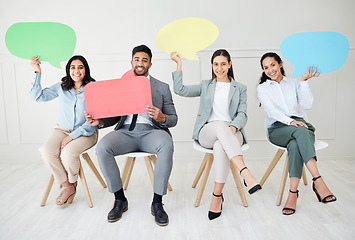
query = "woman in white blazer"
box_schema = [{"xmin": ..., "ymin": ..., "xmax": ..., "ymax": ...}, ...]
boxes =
[{"xmin": 171, "ymin": 49, "xmax": 261, "ymax": 220}]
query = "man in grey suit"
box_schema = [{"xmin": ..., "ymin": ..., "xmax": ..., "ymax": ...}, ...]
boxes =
[{"xmin": 85, "ymin": 45, "xmax": 177, "ymax": 226}]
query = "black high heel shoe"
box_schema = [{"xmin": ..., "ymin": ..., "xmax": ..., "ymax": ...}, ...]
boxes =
[
  {"xmin": 312, "ymin": 176, "xmax": 337, "ymax": 203},
  {"xmin": 240, "ymin": 167, "xmax": 262, "ymax": 195},
  {"xmin": 208, "ymin": 193, "xmax": 224, "ymax": 220},
  {"xmin": 282, "ymin": 189, "xmax": 299, "ymax": 215}
]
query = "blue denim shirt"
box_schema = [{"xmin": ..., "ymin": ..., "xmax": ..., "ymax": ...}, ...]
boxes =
[{"xmin": 29, "ymin": 73, "xmax": 96, "ymax": 139}]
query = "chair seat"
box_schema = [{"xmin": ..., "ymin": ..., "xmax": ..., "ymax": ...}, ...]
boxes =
[
  {"xmin": 314, "ymin": 140, "xmax": 328, "ymax": 150},
  {"xmin": 122, "ymin": 152, "xmax": 155, "ymax": 157},
  {"xmin": 268, "ymin": 139, "xmax": 328, "ymax": 151}
]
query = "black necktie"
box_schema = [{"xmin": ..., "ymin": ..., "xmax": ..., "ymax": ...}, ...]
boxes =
[{"xmin": 129, "ymin": 114, "xmax": 138, "ymax": 131}]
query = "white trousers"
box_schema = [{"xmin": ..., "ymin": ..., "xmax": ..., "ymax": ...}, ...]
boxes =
[{"xmin": 198, "ymin": 121, "xmax": 244, "ymax": 183}]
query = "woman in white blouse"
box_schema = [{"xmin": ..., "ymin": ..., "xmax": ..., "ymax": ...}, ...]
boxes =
[
  {"xmin": 257, "ymin": 52, "xmax": 336, "ymax": 215},
  {"xmin": 171, "ymin": 50, "xmax": 261, "ymax": 220}
]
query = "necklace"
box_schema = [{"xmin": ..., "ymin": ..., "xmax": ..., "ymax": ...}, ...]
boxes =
[{"xmin": 74, "ymin": 86, "xmax": 81, "ymax": 94}]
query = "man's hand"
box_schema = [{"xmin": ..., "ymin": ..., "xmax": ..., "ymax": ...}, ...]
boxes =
[
  {"xmin": 84, "ymin": 112, "xmax": 103, "ymax": 126},
  {"xmin": 146, "ymin": 105, "xmax": 166, "ymax": 123}
]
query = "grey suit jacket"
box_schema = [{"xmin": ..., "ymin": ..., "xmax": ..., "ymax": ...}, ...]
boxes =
[
  {"xmin": 172, "ymin": 71, "xmax": 247, "ymax": 142},
  {"xmin": 101, "ymin": 75, "xmax": 178, "ymax": 135}
]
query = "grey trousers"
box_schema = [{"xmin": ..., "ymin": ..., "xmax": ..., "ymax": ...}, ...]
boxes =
[
  {"xmin": 268, "ymin": 117, "xmax": 316, "ymax": 178},
  {"xmin": 95, "ymin": 124, "xmax": 174, "ymax": 195},
  {"xmin": 198, "ymin": 121, "xmax": 244, "ymax": 183}
]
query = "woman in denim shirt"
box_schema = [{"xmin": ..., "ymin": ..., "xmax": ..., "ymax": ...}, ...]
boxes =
[{"xmin": 29, "ymin": 55, "xmax": 97, "ymax": 205}]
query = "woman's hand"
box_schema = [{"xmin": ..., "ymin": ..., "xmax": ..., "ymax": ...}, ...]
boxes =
[
  {"xmin": 170, "ymin": 52, "xmax": 182, "ymax": 71},
  {"xmin": 290, "ymin": 120, "xmax": 308, "ymax": 128},
  {"xmin": 30, "ymin": 56, "xmax": 41, "ymax": 73},
  {"xmin": 170, "ymin": 52, "xmax": 181, "ymax": 63},
  {"xmin": 301, "ymin": 65, "xmax": 320, "ymax": 81},
  {"xmin": 84, "ymin": 112, "xmax": 102, "ymax": 126},
  {"xmin": 229, "ymin": 126, "xmax": 237, "ymax": 134},
  {"xmin": 61, "ymin": 136, "xmax": 73, "ymax": 150}
]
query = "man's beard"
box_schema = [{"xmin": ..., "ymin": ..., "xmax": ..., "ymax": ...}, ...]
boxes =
[{"xmin": 133, "ymin": 67, "xmax": 147, "ymax": 76}]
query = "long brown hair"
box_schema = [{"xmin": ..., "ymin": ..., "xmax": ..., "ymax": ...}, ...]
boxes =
[{"xmin": 211, "ymin": 49, "xmax": 234, "ymax": 80}]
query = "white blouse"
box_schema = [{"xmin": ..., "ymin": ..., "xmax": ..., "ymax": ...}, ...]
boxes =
[
  {"xmin": 257, "ymin": 76, "xmax": 313, "ymax": 128},
  {"xmin": 207, "ymin": 82, "xmax": 232, "ymax": 123}
]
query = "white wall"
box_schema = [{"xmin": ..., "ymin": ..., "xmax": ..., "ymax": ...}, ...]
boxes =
[{"xmin": 0, "ymin": 0, "xmax": 354, "ymax": 163}]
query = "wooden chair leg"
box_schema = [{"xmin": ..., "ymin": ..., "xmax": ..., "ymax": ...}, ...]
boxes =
[
  {"xmin": 230, "ymin": 162, "xmax": 248, "ymax": 207},
  {"xmin": 144, "ymin": 156, "xmax": 155, "ymax": 188},
  {"xmin": 148, "ymin": 155, "xmax": 173, "ymax": 191},
  {"xmin": 195, "ymin": 153, "xmax": 213, "ymax": 207},
  {"xmin": 148, "ymin": 155, "xmax": 156, "ymax": 164},
  {"xmin": 276, "ymin": 156, "xmax": 289, "ymax": 206},
  {"xmin": 121, "ymin": 157, "xmax": 131, "ymax": 189},
  {"xmin": 123, "ymin": 157, "xmax": 136, "ymax": 190},
  {"xmin": 192, "ymin": 154, "xmax": 208, "ymax": 188},
  {"xmin": 81, "ymin": 153, "xmax": 107, "ymax": 188},
  {"xmin": 78, "ymin": 162, "xmax": 93, "ymax": 208},
  {"xmin": 302, "ymin": 166, "xmax": 308, "ymax": 185},
  {"xmin": 40, "ymin": 174, "xmax": 55, "ymax": 207},
  {"xmin": 260, "ymin": 149, "xmax": 285, "ymax": 186}
]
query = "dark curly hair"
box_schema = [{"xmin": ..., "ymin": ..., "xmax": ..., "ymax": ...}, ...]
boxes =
[{"xmin": 132, "ymin": 45, "xmax": 152, "ymax": 62}]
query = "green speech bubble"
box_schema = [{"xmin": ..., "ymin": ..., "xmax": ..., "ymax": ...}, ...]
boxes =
[{"xmin": 5, "ymin": 22, "xmax": 76, "ymax": 69}]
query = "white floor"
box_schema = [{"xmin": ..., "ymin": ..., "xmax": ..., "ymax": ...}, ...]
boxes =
[{"xmin": 0, "ymin": 157, "xmax": 354, "ymax": 240}]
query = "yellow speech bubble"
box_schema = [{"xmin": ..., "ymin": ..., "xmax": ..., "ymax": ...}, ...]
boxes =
[{"xmin": 156, "ymin": 18, "xmax": 219, "ymax": 60}]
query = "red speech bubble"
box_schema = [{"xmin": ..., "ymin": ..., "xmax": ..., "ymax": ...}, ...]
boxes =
[{"xmin": 84, "ymin": 69, "xmax": 152, "ymax": 119}]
